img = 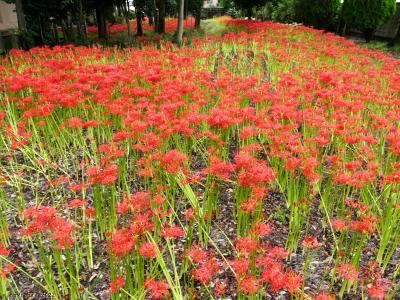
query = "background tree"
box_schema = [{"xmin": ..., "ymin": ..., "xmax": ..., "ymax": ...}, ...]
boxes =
[
  {"xmin": 156, "ymin": 0, "xmax": 166, "ymax": 33},
  {"xmin": 231, "ymin": 0, "xmax": 269, "ymax": 19},
  {"xmin": 176, "ymin": 0, "xmax": 184, "ymax": 45},
  {"xmin": 341, "ymin": 0, "xmax": 397, "ymax": 42},
  {"xmin": 293, "ymin": 0, "xmax": 340, "ymax": 30},
  {"xmin": 187, "ymin": 0, "xmax": 203, "ymax": 28}
]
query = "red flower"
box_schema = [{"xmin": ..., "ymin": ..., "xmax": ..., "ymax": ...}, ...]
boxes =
[
  {"xmin": 0, "ymin": 243, "xmax": 10, "ymax": 256},
  {"xmin": 285, "ymin": 269, "xmax": 302, "ymax": 294},
  {"xmin": 110, "ymin": 229, "xmax": 134, "ymax": 257},
  {"xmin": 0, "ymin": 263, "xmax": 16, "ymax": 278},
  {"xmin": 160, "ymin": 149, "xmax": 187, "ymax": 174},
  {"xmin": 331, "ymin": 218, "xmax": 348, "ymax": 232},
  {"xmin": 302, "ymin": 235, "xmax": 320, "ymax": 249},
  {"xmin": 337, "ymin": 263, "xmax": 359, "ymax": 281},
  {"xmin": 110, "ymin": 276, "xmax": 125, "ymax": 293},
  {"xmin": 238, "ymin": 276, "xmax": 259, "ymax": 295},
  {"xmin": 145, "ymin": 278, "xmax": 170, "ymax": 299},
  {"xmin": 161, "ymin": 225, "xmax": 185, "ymax": 239},
  {"xmin": 68, "ymin": 198, "xmax": 87, "ymax": 209},
  {"xmin": 232, "ymin": 257, "xmax": 250, "ymax": 277},
  {"xmin": 84, "ymin": 207, "xmax": 96, "ymax": 219},
  {"xmin": 139, "ymin": 242, "xmax": 158, "ymax": 258},
  {"xmin": 314, "ymin": 293, "xmax": 335, "ymax": 300},
  {"xmin": 235, "ymin": 236, "xmax": 258, "ymax": 256},
  {"xmin": 368, "ymin": 285, "xmax": 386, "ymax": 300}
]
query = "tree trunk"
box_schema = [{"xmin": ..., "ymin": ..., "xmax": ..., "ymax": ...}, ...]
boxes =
[
  {"xmin": 125, "ymin": 0, "xmax": 132, "ymax": 38},
  {"xmin": 177, "ymin": 0, "xmax": 184, "ymax": 45},
  {"xmin": 136, "ymin": 10, "xmax": 144, "ymax": 36},
  {"xmin": 0, "ymin": 34, "xmax": 5, "ymax": 54},
  {"xmin": 364, "ymin": 28, "xmax": 374, "ymax": 43},
  {"xmin": 195, "ymin": 7, "xmax": 201, "ymax": 28},
  {"xmin": 78, "ymin": 0, "xmax": 87, "ymax": 41},
  {"xmin": 15, "ymin": 0, "xmax": 26, "ymax": 32},
  {"xmin": 246, "ymin": 7, "xmax": 252, "ymax": 19},
  {"xmin": 157, "ymin": 0, "xmax": 166, "ymax": 34},
  {"xmin": 96, "ymin": 2, "xmax": 108, "ymax": 40}
]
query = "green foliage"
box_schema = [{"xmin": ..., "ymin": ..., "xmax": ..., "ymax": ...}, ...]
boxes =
[
  {"xmin": 293, "ymin": 0, "xmax": 340, "ymax": 30},
  {"xmin": 341, "ymin": 0, "xmax": 397, "ymax": 32},
  {"xmin": 231, "ymin": 0, "xmax": 270, "ymax": 17},
  {"xmin": 253, "ymin": 2, "xmax": 274, "ymax": 21},
  {"xmin": 272, "ymin": 0, "xmax": 296, "ymax": 23}
]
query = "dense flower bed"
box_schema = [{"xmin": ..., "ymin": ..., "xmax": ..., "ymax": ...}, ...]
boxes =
[
  {"xmin": 0, "ymin": 19, "xmax": 399, "ymax": 299},
  {"xmin": 87, "ymin": 17, "xmax": 196, "ymax": 36}
]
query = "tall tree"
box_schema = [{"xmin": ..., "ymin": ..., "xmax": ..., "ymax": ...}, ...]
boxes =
[
  {"xmin": 176, "ymin": 0, "xmax": 184, "ymax": 45},
  {"xmin": 157, "ymin": 0, "xmax": 166, "ymax": 33},
  {"xmin": 231, "ymin": 0, "xmax": 268, "ymax": 18},
  {"xmin": 187, "ymin": 0, "xmax": 203, "ymax": 28},
  {"xmin": 294, "ymin": 0, "xmax": 340, "ymax": 30},
  {"xmin": 341, "ymin": 0, "xmax": 397, "ymax": 42},
  {"xmin": 96, "ymin": 0, "xmax": 108, "ymax": 40},
  {"xmin": 15, "ymin": 0, "xmax": 27, "ymax": 32}
]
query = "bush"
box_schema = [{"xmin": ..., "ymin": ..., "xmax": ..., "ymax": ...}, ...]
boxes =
[
  {"xmin": 227, "ymin": 7, "xmax": 241, "ymax": 19},
  {"xmin": 341, "ymin": 0, "xmax": 397, "ymax": 42},
  {"xmin": 272, "ymin": 0, "xmax": 296, "ymax": 23},
  {"xmin": 293, "ymin": 0, "xmax": 340, "ymax": 30},
  {"xmin": 253, "ymin": 2, "xmax": 274, "ymax": 21}
]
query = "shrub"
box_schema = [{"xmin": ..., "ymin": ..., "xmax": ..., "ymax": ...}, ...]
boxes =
[
  {"xmin": 341, "ymin": 0, "xmax": 397, "ymax": 42},
  {"xmin": 272, "ymin": 0, "xmax": 296, "ymax": 23},
  {"xmin": 293, "ymin": 0, "xmax": 340, "ymax": 30},
  {"xmin": 253, "ymin": 2, "xmax": 275, "ymax": 21}
]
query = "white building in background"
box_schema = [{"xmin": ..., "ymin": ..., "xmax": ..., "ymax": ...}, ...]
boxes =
[
  {"xmin": 0, "ymin": 0, "xmax": 18, "ymax": 32},
  {"xmin": 203, "ymin": 0, "xmax": 219, "ymax": 8}
]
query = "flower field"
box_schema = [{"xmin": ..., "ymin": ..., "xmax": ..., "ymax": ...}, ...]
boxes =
[{"xmin": 0, "ymin": 19, "xmax": 400, "ymax": 299}]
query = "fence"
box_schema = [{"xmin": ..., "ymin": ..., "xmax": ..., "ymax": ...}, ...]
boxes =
[{"xmin": 201, "ymin": 8, "xmax": 226, "ymax": 20}]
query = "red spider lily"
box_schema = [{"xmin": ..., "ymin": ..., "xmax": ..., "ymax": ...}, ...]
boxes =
[
  {"xmin": 206, "ymin": 155, "xmax": 235, "ymax": 181},
  {"xmin": 110, "ymin": 276, "xmax": 125, "ymax": 293},
  {"xmin": 302, "ymin": 236, "xmax": 321, "ymax": 249},
  {"xmin": 314, "ymin": 293, "xmax": 335, "ymax": 300},
  {"xmin": 139, "ymin": 242, "xmax": 158, "ymax": 258},
  {"xmin": 331, "ymin": 218, "xmax": 348, "ymax": 232},
  {"xmin": 130, "ymin": 212, "xmax": 154, "ymax": 235},
  {"xmin": 214, "ymin": 279, "xmax": 228, "ymax": 297},
  {"xmin": 110, "ymin": 229, "xmax": 135, "ymax": 257},
  {"xmin": 350, "ymin": 215, "xmax": 377, "ymax": 235},
  {"xmin": 159, "ymin": 149, "xmax": 187, "ymax": 174},
  {"xmin": 231, "ymin": 257, "xmax": 250, "ymax": 277},
  {"xmin": 285, "ymin": 269, "xmax": 302, "ymax": 294},
  {"xmin": 84, "ymin": 207, "xmax": 96, "ymax": 219},
  {"xmin": 235, "ymin": 236, "xmax": 258, "ymax": 256},
  {"xmin": 239, "ymin": 197, "xmax": 260, "ymax": 214},
  {"xmin": 251, "ymin": 222, "xmax": 272, "ymax": 237},
  {"xmin": 51, "ymin": 218, "xmax": 75, "ymax": 249},
  {"xmin": 145, "ymin": 278, "xmax": 170, "ymax": 300},
  {"xmin": 68, "ymin": 198, "xmax": 87, "ymax": 209},
  {"xmin": 0, "ymin": 243, "xmax": 10, "ymax": 256},
  {"xmin": 368, "ymin": 285, "xmax": 386, "ymax": 300},
  {"xmin": 86, "ymin": 164, "xmax": 118, "ymax": 186},
  {"xmin": 186, "ymin": 244, "xmax": 208, "ymax": 264},
  {"xmin": 160, "ymin": 225, "xmax": 185, "ymax": 239},
  {"xmin": 0, "ymin": 263, "xmax": 17, "ymax": 278},
  {"xmin": 337, "ymin": 263, "xmax": 359, "ymax": 281},
  {"xmin": 126, "ymin": 191, "xmax": 151, "ymax": 212},
  {"xmin": 238, "ymin": 275, "xmax": 259, "ymax": 295},
  {"xmin": 21, "ymin": 206, "xmax": 75, "ymax": 249}
]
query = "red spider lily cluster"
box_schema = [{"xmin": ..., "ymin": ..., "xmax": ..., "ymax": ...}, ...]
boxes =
[
  {"xmin": 0, "ymin": 17, "xmax": 399, "ymax": 299},
  {"xmin": 87, "ymin": 17, "xmax": 196, "ymax": 37}
]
